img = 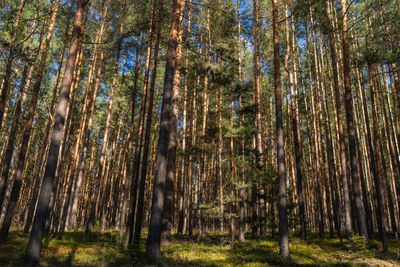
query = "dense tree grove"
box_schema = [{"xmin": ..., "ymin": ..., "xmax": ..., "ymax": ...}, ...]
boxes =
[{"xmin": 0, "ymin": 0, "xmax": 400, "ymax": 265}]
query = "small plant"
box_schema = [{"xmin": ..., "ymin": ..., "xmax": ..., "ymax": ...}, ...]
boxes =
[{"xmin": 348, "ymin": 234, "xmax": 369, "ymax": 252}]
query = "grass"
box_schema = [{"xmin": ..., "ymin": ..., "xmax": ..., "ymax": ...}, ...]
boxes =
[{"xmin": 1, "ymin": 230, "xmax": 399, "ymax": 266}]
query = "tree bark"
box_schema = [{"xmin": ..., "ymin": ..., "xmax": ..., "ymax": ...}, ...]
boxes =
[
  {"xmin": 134, "ymin": 0, "xmax": 162, "ymax": 244},
  {"xmin": 272, "ymin": 0, "xmax": 289, "ymax": 259},
  {"xmin": 367, "ymin": 63, "xmax": 389, "ymax": 252},
  {"xmin": 145, "ymin": 0, "xmax": 185, "ymax": 259},
  {"xmin": 326, "ymin": 0, "xmax": 352, "ymax": 238},
  {"xmin": 23, "ymin": 1, "xmax": 87, "ymax": 265},
  {"xmin": 125, "ymin": 1, "xmax": 156, "ymax": 244},
  {"xmin": 339, "ymin": 0, "xmax": 369, "ymax": 240}
]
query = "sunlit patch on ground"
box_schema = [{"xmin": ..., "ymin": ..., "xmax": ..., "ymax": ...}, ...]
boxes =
[{"xmin": 1, "ymin": 231, "xmax": 399, "ymax": 266}]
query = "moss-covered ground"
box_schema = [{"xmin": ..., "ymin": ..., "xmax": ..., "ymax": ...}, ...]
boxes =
[{"xmin": 1, "ymin": 230, "xmax": 399, "ymax": 266}]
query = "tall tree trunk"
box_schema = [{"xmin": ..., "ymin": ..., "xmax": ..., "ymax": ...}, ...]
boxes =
[
  {"xmin": 145, "ymin": 0, "xmax": 185, "ymax": 259},
  {"xmin": 198, "ymin": 4, "xmax": 210, "ymax": 242},
  {"xmin": 326, "ymin": 0, "xmax": 352, "ymax": 238},
  {"xmin": 284, "ymin": 4, "xmax": 306, "ymax": 241},
  {"xmin": 367, "ymin": 63, "xmax": 388, "ymax": 252},
  {"xmin": 237, "ymin": 0, "xmax": 246, "ymax": 243},
  {"xmin": 253, "ymin": 0, "xmax": 263, "ymax": 238},
  {"xmin": 134, "ymin": 0, "xmax": 162, "ymax": 244},
  {"xmin": 161, "ymin": 0, "xmax": 185, "ymax": 242},
  {"xmin": 125, "ymin": 1, "xmax": 156, "ymax": 244},
  {"xmin": 177, "ymin": 0, "xmax": 191, "ymax": 236},
  {"xmin": 272, "ymin": 0, "xmax": 289, "ymax": 259},
  {"xmin": 83, "ymin": 0, "xmax": 112, "ymax": 234},
  {"xmin": 99, "ymin": 5, "xmax": 126, "ymax": 232},
  {"xmin": 120, "ymin": 36, "xmax": 142, "ymax": 247},
  {"xmin": 218, "ymin": 84, "xmax": 224, "ymax": 233},
  {"xmin": 23, "ymin": 1, "xmax": 88, "ymax": 265},
  {"xmin": 83, "ymin": 47, "xmax": 106, "ymax": 234},
  {"xmin": 187, "ymin": 74, "xmax": 198, "ymax": 237},
  {"xmin": 339, "ymin": 0, "xmax": 368, "ymax": 240}
]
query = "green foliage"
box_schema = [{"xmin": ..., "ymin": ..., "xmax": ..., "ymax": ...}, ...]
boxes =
[{"xmin": 346, "ymin": 234, "xmax": 371, "ymax": 254}]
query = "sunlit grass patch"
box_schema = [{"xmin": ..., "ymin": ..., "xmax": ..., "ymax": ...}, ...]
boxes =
[
  {"xmin": 161, "ymin": 235, "xmax": 231, "ymax": 266},
  {"xmin": 1, "ymin": 230, "xmax": 399, "ymax": 266}
]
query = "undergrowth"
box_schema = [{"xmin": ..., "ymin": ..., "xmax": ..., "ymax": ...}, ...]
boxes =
[{"xmin": 1, "ymin": 230, "xmax": 399, "ymax": 266}]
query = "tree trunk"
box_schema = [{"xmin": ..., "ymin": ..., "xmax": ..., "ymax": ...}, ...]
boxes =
[
  {"xmin": 367, "ymin": 63, "xmax": 388, "ymax": 252},
  {"xmin": 198, "ymin": 5, "xmax": 210, "ymax": 242},
  {"xmin": 237, "ymin": 0, "xmax": 246, "ymax": 243},
  {"xmin": 99, "ymin": 6, "xmax": 125, "ymax": 232},
  {"xmin": 272, "ymin": 0, "xmax": 289, "ymax": 259},
  {"xmin": 326, "ymin": 0, "xmax": 352, "ymax": 238},
  {"xmin": 339, "ymin": 0, "xmax": 368, "ymax": 240},
  {"xmin": 23, "ymin": 1, "xmax": 87, "ymax": 265},
  {"xmin": 125, "ymin": 1, "xmax": 156, "ymax": 244},
  {"xmin": 134, "ymin": 0, "xmax": 162, "ymax": 244},
  {"xmin": 284, "ymin": 5, "xmax": 306, "ymax": 241},
  {"xmin": 161, "ymin": 0, "xmax": 185, "ymax": 242},
  {"xmin": 145, "ymin": 0, "xmax": 185, "ymax": 259}
]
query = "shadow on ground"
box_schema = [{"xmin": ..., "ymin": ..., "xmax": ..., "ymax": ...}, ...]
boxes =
[{"xmin": 1, "ymin": 230, "xmax": 399, "ymax": 266}]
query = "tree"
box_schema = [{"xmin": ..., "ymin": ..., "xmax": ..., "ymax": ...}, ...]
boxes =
[
  {"xmin": 23, "ymin": 1, "xmax": 88, "ymax": 265},
  {"xmin": 145, "ymin": 0, "xmax": 185, "ymax": 259},
  {"xmin": 272, "ymin": 0, "xmax": 289, "ymax": 259}
]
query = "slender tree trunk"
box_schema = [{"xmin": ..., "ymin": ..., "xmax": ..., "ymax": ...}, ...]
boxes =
[
  {"xmin": 284, "ymin": 5, "xmax": 306, "ymax": 241},
  {"xmin": 272, "ymin": 0, "xmax": 289, "ymax": 259},
  {"xmin": 252, "ymin": 0, "xmax": 264, "ymax": 238},
  {"xmin": 134, "ymin": 0, "xmax": 162, "ymax": 244},
  {"xmin": 339, "ymin": 0, "xmax": 368, "ymax": 240},
  {"xmin": 237, "ymin": 0, "xmax": 246, "ymax": 243},
  {"xmin": 161, "ymin": 0, "xmax": 185, "ymax": 242},
  {"xmin": 177, "ymin": 0, "xmax": 191, "ymax": 236},
  {"xmin": 23, "ymin": 1, "xmax": 87, "ymax": 265},
  {"xmin": 187, "ymin": 75, "xmax": 198, "ymax": 237},
  {"xmin": 367, "ymin": 63, "xmax": 389, "ymax": 252},
  {"xmin": 145, "ymin": 0, "xmax": 185, "ymax": 259},
  {"xmin": 326, "ymin": 0, "xmax": 352, "ymax": 238},
  {"xmin": 218, "ymin": 84, "xmax": 224, "ymax": 233},
  {"xmin": 198, "ymin": 5, "xmax": 210, "ymax": 242},
  {"xmin": 84, "ymin": 47, "xmax": 107, "ymax": 234},
  {"xmin": 125, "ymin": 2, "xmax": 156, "ymax": 244},
  {"xmin": 99, "ymin": 6, "xmax": 125, "ymax": 232},
  {"xmin": 120, "ymin": 37, "xmax": 142, "ymax": 247}
]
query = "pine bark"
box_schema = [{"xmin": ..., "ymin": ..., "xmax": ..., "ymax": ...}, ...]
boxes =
[
  {"xmin": 272, "ymin": 0, "xmax": 289, "ymax": 259},
  {"xmin": 134, "ymin": 0, "xmax": 162, "ymax": 244},
  {"xmin": 339, "ymin": 0, "xmax": 369, "ymax": 240},
  {"xmin": 326, "ymin": 0, "xmax": 352, "ymax": 237},
  {"xmin": 23, "ymin": 1, "xmax": 88, "ymax": 265},
  {"xmin": 145, "ymin": 0, "xmax": 185, "ymax": 259}
]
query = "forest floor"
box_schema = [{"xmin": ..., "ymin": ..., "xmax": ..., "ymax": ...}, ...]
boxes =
[{"xmin": 1, "ymin": 230, "xmax": 400, "ymax": 266}]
